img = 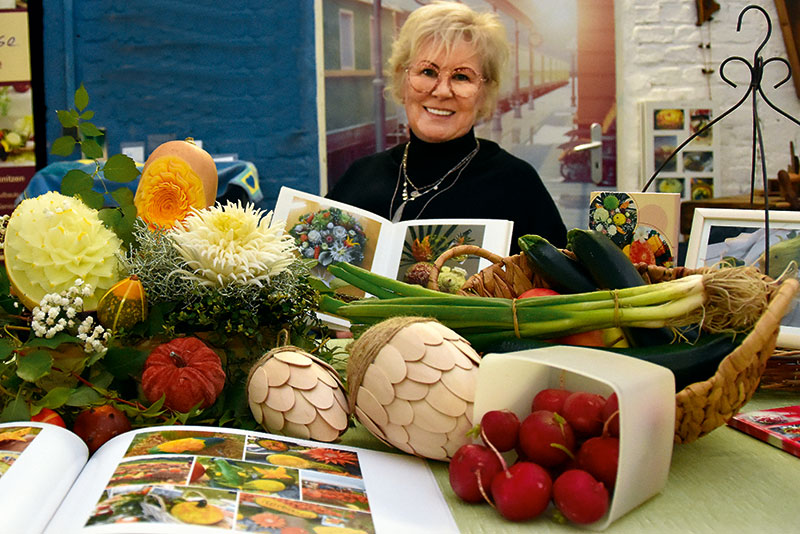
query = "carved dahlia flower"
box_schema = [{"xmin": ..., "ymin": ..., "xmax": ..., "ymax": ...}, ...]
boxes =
[
  {"xmin": 4, "ymin": 191, "xmax": 122, "ymax": 310},
  {"xmin": 170, "ymin": 201, "xmax": 296, "ymax": 287}
]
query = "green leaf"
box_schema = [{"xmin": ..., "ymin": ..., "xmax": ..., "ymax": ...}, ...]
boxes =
[
  {"xmin": 51, "ymin": 135, "xmax": 77, "ymax": 156},
  {"xmin": 66, "ymin": 386, "xmax": 102, "ymax": 406},
  {"xmin": 0, "ymin": 338, "xmax": 15, "ymax": 361},
  {"xmin": 25, "ymin": 332, "xmax": 81, "ymax": 349},
  {"xmin": 35, "ymin": 387, "xmax": 72, "ymax": 409},
  {"xmin": 142, "ymin": 395, "xmax": 166, "ymax": 415},
  {"xmin": 79, "ymin": 121, "xmax": 104, "ymax": 138},
  {"xmin": 0, "ymin": 395, "xmax": 29, "ymax": 423},
  {"xmin": 80, "ymin": 110, "xmax": 95, "ymax": 120},
  {"xmin": 80, "ymin": 138, "xmax": 104, "ymax": 159},
  {"xmin": 16, "ymin": 350, "xmax": 54, "ymax": 382},
  {"xmin": 74, "ymin": 83, "xmax": 89, "ymax": 111},
  {"xmin": 61, "ymin": 169, "xmax": 93, "ymax": 196},
  {"xmin": 111, "ymin": 186, "xmax": 134, "ymax": 206},
  {"xmin": 103, "ymin": 346, "xmax": 148, "ymax": 380},
  {"xmin": 98, "ymin": 207, "xmax": 122, "ymax": 228},
  {"xmin": 102, "ymin": 153, "xmax": 140, "ymax": 183},
  {"xmin": 79, "ymin": 190, "xmax": 105, "ymax": 210},
  {"xmin": 56, "ymin": 109, "xmax": 79, "ymax": 128}
]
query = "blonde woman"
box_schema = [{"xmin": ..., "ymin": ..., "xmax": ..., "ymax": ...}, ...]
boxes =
[{"xmin": 328, "ymin": 1, "xmax": 566, "ymax": 252}]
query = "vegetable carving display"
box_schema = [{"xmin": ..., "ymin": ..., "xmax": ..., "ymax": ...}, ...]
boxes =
[
  {"xmin": 141, "ymin": 337, "xmax": 226, "ymax": 413},
  {"xmin": 345, "ymin": 316, "xmax": 481, "ymax": 460},
  {"xmin": 246, "ymin": 346, "xmax": 350, "ymax": 442},
  {"xmin": 4, "ymin": 191, "xmax": 122, "ymax": 310},
  {"xmin": 134, "ymin": 138, "xmax": 218, "ymax": 229}
]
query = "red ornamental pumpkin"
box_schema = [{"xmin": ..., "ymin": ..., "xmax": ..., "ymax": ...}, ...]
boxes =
[{"xmin": 141, "ymin": 337, "xmax": 226, "ymax": 413}]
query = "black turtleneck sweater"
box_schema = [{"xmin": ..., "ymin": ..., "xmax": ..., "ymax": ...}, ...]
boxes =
[{"xmin": 327, "ymin": 129, "xmax": 567, "ymax": 254}]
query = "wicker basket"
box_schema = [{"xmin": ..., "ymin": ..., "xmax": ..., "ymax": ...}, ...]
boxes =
[{"xmin": 429, "ymin": 245, "xmax": 800, "ymax": 444}]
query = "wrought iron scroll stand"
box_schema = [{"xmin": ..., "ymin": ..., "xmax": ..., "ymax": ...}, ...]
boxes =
[{"xmin": 641, "ymin": 4, "xmax": 800, "ymax": 276}]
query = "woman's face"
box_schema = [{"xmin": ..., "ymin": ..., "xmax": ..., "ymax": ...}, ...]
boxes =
[{"xmin": 403, "ymin": 39, "xmax": 485, "ymax": 143}]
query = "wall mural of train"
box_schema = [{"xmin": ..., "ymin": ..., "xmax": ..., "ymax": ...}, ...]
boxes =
[{"xmin": 320, "ymin": 0, "xmax": 616, "ymax": 192}]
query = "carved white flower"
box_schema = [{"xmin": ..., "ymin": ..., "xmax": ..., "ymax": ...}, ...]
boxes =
[{"xmin": 170, "ymin": 201, "xmax": 296, "ymax": 287}]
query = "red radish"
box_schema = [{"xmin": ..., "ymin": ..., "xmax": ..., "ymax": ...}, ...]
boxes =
[
  {"xmin": 553, "ymin": 469, "xmax": 610, "ymax": 524},
  {"xmin": 518, "ymin": 410, "xmax": 576, "ymax": 467},
  {"xmin": 518, "ymin": 287, "xmax": 560, "ymax": 298},
  {"xmin": 602, "ymin": 392, "xmax": 620, "ymax": 437},
  {"xmin": 448, "ymin": 443, "xmax": 503, "ymax": 503},
  {"xmin": 576, "ymin": 436, "xmax": 620, "ymax": 489},
  {"xmin": 490, "ymin": 462, "xmax": 552, "ymax": 522},
  {"xmin": 480, "ymin": 410, "xmax": 520, "ymax": 452},
  {"xmin": 531, "ymin": 388, "xmax": 572, "ymax": 414},
  {"xmin": 562, "ymin": 391, "xmax": 606, "ymax": 437}
]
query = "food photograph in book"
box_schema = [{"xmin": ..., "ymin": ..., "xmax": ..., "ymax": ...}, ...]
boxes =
[
  {"xmin": 0, "ymin": 425, "xmax": 41, "ymax": 454},
  {"xmin": 85, "ymin": 430, "xmax": 377, "ymax": 532},
  {"xmin": 284, "ymin": 198, "xmax": 379, "ymax": 273},
  {"xmin": 397, "ymin": 223, "xmax": 484, "ymax": 283}
]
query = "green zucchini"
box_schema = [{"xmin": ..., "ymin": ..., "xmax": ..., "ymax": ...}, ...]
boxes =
[
  {"xmin": 518, "ymin": 234, "xmax": 596, "ymax": 293},
  {"xmin": 566, "ymin": 229, "xmax": 679, "ymax": 347},
  {"xmin": 482, "ymin": 333, "xmax": 740, "ymax": 391}
]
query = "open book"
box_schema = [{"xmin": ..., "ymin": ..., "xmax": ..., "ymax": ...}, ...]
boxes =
[
  {"xmin": 272, "ymin": 186, "xmax": 513, "ymax": 285},
  {"xmin": 0, "ymin": 422, "xmax": 458, "ymax": 534}
]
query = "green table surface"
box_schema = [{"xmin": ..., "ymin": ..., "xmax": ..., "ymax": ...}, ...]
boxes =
[{"xmin": 340, "ymin": 389, "xmax": 800, "ymax": 533}]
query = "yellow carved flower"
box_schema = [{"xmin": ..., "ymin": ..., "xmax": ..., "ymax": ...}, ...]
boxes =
[
  {"xmin": 4, "ymin": 191, "xmax": 122, "ymax": 310},
  {"xmin": 170, "ymin": 201, "xmax": 296, "ymax": 288},
  {"xmin": 134, "ymin": 156, "xmax": 207, "ymax": 229}
]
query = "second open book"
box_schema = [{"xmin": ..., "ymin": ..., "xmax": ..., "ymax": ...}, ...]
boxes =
[{"xmin": 271, "ymin": 186, "xmax": 514, "ymax": 285}]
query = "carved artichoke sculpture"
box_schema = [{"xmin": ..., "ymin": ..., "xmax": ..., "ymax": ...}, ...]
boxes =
[
  {"xmin": 247, "ymin": 346, "xmax": 350, "ymax": 442},
  {"xmin": 347, "ymin": 317, "xmax": 481, "ymax": 460}
]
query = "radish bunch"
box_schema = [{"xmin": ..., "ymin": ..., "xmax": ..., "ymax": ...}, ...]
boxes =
[{"xmin": 448, "ymin": 388, "xmax": 620, "ymax": 525}]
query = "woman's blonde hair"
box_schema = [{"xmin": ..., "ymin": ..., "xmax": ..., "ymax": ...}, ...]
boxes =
[{"xmin": 387, "ymin": 1, "xmax": 510, "ymax": 120}]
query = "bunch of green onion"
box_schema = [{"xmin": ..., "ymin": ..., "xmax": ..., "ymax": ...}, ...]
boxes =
[{"xmin": 320, "ymin": 262, "xmax": 777, "ymax": 346}]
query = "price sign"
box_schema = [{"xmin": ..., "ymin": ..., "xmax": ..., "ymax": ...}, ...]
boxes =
[{"xmin": 0, "ymin": 11, "xmax": 31, "ymax": 82}]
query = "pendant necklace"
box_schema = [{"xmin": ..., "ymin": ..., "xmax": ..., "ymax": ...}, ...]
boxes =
[{"xmin": 390, "ymin": 139, "xmax": 480, "ymax": 222}]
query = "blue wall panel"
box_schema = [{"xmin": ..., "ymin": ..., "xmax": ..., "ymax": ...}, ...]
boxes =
[{"xmin": 42, "ymin": 1, "xmax": 320, "ymax": 209}]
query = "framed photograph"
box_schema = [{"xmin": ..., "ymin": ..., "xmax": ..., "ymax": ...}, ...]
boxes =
[
  {"xmin": 685, "ymin": 208, "xmax": 800, "ymax": 348},
  {"xmin": 640, "ymin": 101, "xmax": 719, "ymax": 201}
]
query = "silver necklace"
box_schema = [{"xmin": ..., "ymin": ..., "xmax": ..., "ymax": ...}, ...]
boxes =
[{"xmin": 390, "ymin": 139, "xmax": 480, "ymax": 222}]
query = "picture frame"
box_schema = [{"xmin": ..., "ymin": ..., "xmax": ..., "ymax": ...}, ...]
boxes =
[
  {"xmin": 685, "ymin": 207, "xmax": 800, "ymax": 348},
  {"xmin": 639, "ymin": 100, "xmax": 719, "ymax": 201}
]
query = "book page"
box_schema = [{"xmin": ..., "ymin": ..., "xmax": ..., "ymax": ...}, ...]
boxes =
[
  {"xmin": 388, "ymin": 218, "xmax": 513, "ymax": 281},
  {"xmin": 0, "ymin": 422, "xmax": 88, "ymax": 534},
  {"xmin": 46, "ymin": 425, "xmax": 458, "ymax": 534},
  {"xmin": 271, "ymin": 186, "xmax": 397, "ymax": 279}
]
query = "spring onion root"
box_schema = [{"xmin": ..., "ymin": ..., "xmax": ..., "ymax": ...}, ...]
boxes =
[{"xmin": 321, "ymin": 262, "xmax": 776, "ymax": 343}]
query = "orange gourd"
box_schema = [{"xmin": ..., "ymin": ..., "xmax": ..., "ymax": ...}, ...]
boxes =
[{"xmin": 96, "ymin": 275, "xmax": 147, "ymax": 331}]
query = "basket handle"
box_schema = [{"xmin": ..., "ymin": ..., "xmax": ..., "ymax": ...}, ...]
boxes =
[{"xmin": 428, "ymin": 245, "xmax": 504, "ymax": 291}]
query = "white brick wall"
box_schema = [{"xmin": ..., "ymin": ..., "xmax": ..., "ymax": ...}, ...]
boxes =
[{"xmin": 617, "ymin": 0, "xmax": 800, "ymax": 195}]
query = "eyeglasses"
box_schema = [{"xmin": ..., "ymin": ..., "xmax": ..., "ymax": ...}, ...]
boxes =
[{"xmin": 405, "ymin": 61, "xmax": 486, "ymax": 98}]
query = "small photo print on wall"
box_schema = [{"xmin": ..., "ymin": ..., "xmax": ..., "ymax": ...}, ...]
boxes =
[
  {"xmin": 653, "ymin": 108, "xmax": 685, "ymax": 130},
  {"xmin": 654, "ymin": 136, "xmax": 678, "ymax": 172},
  {"xmin": 690, "ymin": 177, "xmax": 714, "ymax": 200},
  {"xmin": 641, "ymin": 100, "xmax": 719, "ymax": 200}
]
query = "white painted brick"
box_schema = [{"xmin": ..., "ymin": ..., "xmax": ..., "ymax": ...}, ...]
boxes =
[{"xmin": 617, "ymin": 0, "xmax": 800, "ymax": 195}]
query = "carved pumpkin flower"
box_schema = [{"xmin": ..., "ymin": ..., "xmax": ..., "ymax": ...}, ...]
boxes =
[
  {"xmin": 170, "ymin": 201, "xmax": 296, "ymax": 288},
  {"xmin": 134, "ymin": 156, "xmax": 207, "ymax": 229}
]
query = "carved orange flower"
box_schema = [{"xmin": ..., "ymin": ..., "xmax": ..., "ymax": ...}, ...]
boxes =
[{"xmin": 134, "ymin": 156, "xmax": 207, "ymax": 229}]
